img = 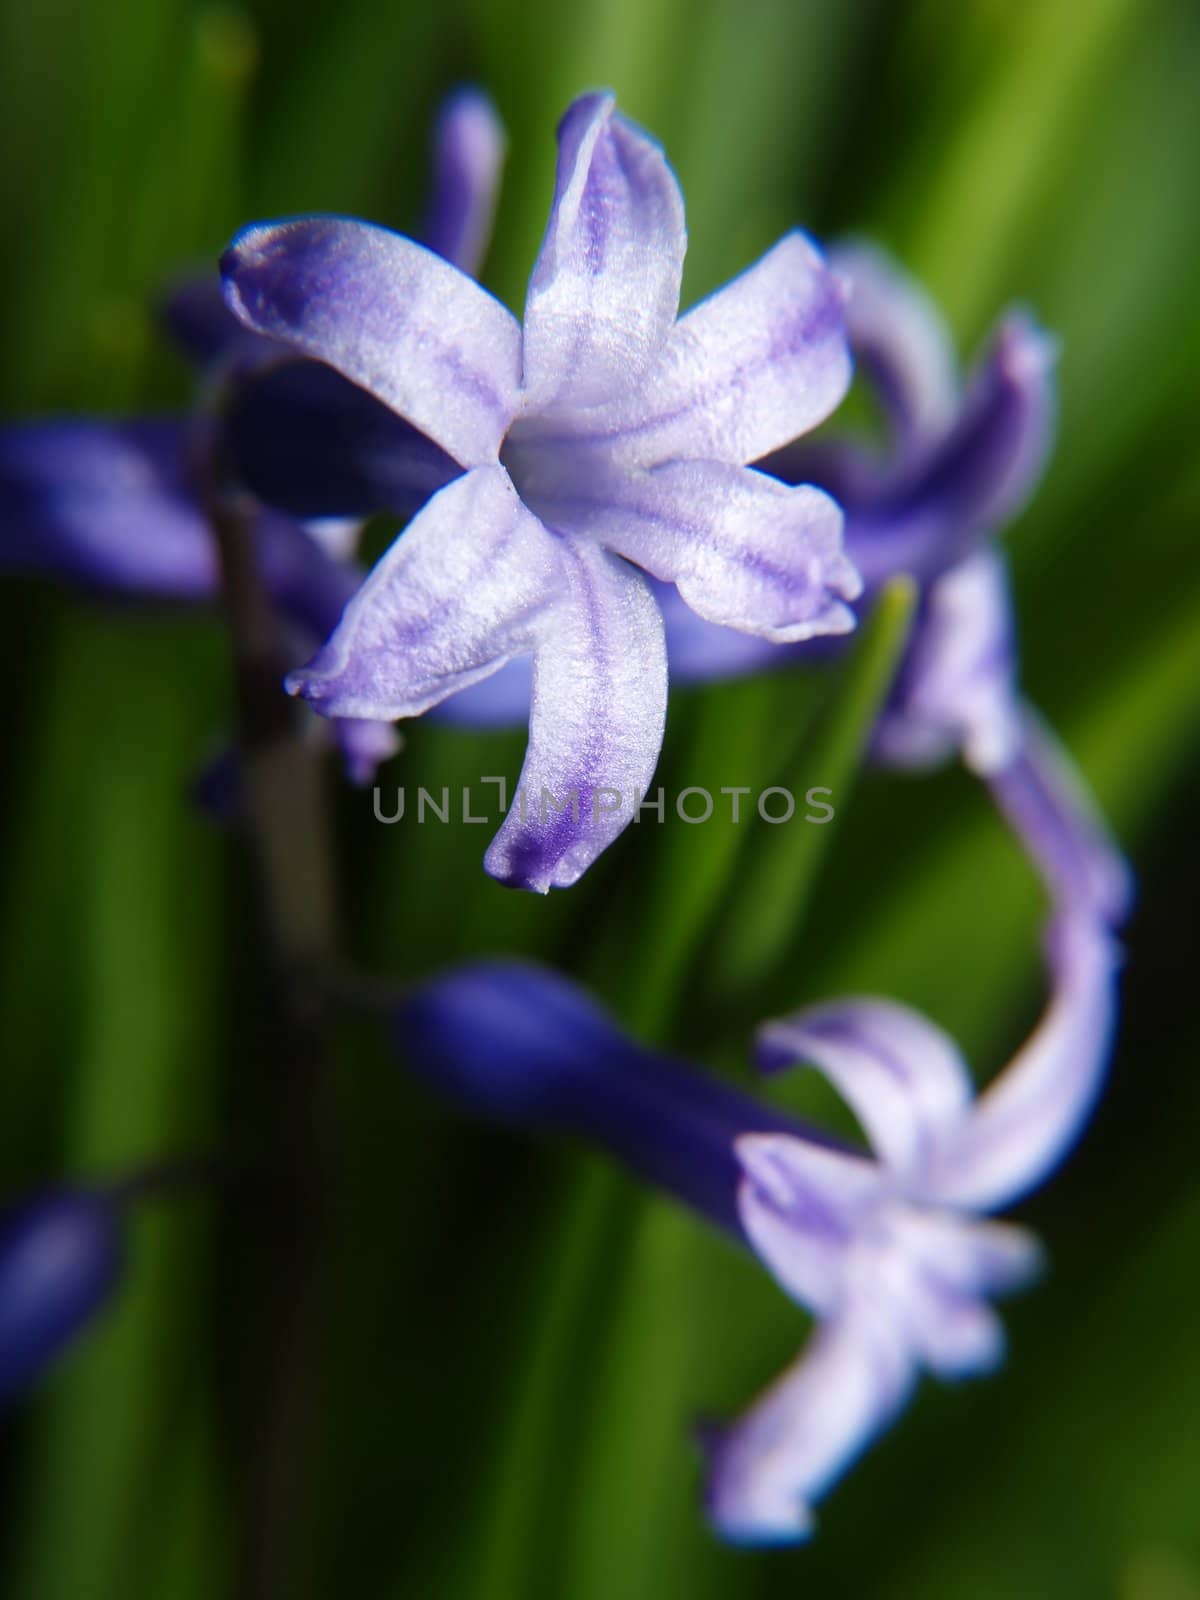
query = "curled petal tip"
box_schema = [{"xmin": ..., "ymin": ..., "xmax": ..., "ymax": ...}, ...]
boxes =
[{"xmin": 994, "ymin": 310, "xmax": 1060, "ymax": 385}]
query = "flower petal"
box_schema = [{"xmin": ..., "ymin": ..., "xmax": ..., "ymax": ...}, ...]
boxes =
[
  {"xmin": 483, "ymin": 542, "xmax": 667, "ymax": 891},
  {"xmin": 522, "ymin": 93, "xmax": 686, "ymax": 412},
  {"xmin": 988, "ymin": 706, "xmax": 1134, "ymax": 924},
  {"xmin": 927, "ymin": 913, "xmax": 1123, "ymax": 1210},
  {"xmin": 286, "ymin": 465, "xmax": 563, "ymax": 720},
  {"xmin": 754, "ymin": 999, "xmax": 973, "ymax": 1176},
  {"xmin": 0, "ymin": 419, "xmax": 218, "ymax": 598},
  {"xmin": 422, "ymin": 87, "xmax": 506, "ymax": 277},
  {"xmin": 522, "ymin": 231, "xmax": 850, "ymax": 469},
  {"xmin": 829, "ymin": 240, "xmax": 960, "ymax": 448},
  {"xmin": 734, "ymin": 1134, "xmax": 883, "ymax": 1313},
  {"xmin": 703, "ymin": 1310, "xmax": 914, "ymax": 1545},
  {"xmin": 159, "ymin": 273, "xmax": 248, "ymax": 366},
  {"xmin": 873, "ymin": 550, "xmax": 1022, "ymax": 776},
  {"xmin": 0, "ymin": 1191, "xmax": 124, "ymax": 1402},
  {"xmin": 224, "ymin": 357, "xmax": 462, "ymax": 519},
  {"xmin": 519, "ymin": 457, "xmax": 860, "ymax": 641},
  {"xmin": 834, "ymin": 312, "xmax": 1058, "ymax": 588},
  {"xmin": 221, "ymin": 218, "xmax": 522, "ymax": 466}
]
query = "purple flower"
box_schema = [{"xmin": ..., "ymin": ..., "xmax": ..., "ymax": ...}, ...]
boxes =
[
  {"xmin": 221, "ymin": 92, "xmax": 859, "ymax": 891},
  {"xmin": 396, "ymin": 907, "xmax": 1121, "ymax": 1543},
  {"xmin": 0, "ymin": 89, "xmax": 507, "ymax": 791},
  {"xmin": 0, "ymin": 1190, "xmax": 124, "ymax": 1402}
]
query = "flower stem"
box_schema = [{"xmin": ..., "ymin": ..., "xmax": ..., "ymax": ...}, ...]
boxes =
[{"xmin": 199, "ymin": 423, "xmax": 338, "ymax": 1600}]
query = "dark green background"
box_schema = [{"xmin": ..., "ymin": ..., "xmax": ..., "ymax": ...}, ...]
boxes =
[{"xmin": 1, "ymin": 0, "xmax": 1199, "ymax": 1595}]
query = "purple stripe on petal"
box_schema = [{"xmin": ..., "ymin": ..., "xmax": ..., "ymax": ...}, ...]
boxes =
[
  {"xmin": 483, "ymin": 544, "xmax": 667, "ymax": 892},
  {"xmin": 734, "ymin": 1134, "xmax": 883, "ymax": 1313},
  {"xmin": 286, "ymin": 465, "xmax": 563, "ymax": 720},
  {"xmin": 522, "ymin": 231, "xmax": 850, "ymax": 470},
  {"xmin": 754, "ymin": 999, "xmax": 973, "ymax": 1177},
  {"xmin": 520, "ymin": 457, "xmax": 859, "ymax": 643},
  {"xmin": 422, "ymin": 87, "xmax": 506, "ymax": 277},
  {"xmin": 221, "ymin": 217, "xmax": 522, "ymax": 466},
  {"xmin": 522, "ymin": 93, "xmax": 686, "ymax": 412}
]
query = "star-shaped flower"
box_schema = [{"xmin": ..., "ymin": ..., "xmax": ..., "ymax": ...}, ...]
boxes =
[{"xmin": 221, "ymin": 92, "xmax": 860, "ymax": 891}]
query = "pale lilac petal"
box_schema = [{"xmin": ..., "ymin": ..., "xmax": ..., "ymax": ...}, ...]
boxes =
[
  {"xmin": 890, "ymin": 1265, "xmax": 1008, "ymax": 1378},
  {"xmin": 526, "ymin": 232, "xmax": 850, "ymax": 469},
  {"xmin": 754, "ymin": 1000, "xmax": 973, "ymax": 1177},
  {"xmin": 522, "ymin": 93, "xmax": 686, "ymax": 412},
  {"xmin": 704, "ymin": 1310, "xmax": 914, "ymax": 1544},
  {"xmin": 285, "ymin": 466, "xmax": 563, "ymax": 719},
  {"xmin": 927, "ymin": 914, "xmax": 1123, "ymax": 1210},
  {"xmin": 734, "ymin": 1134, "xmax": 884, "ymax": 1313},
  {"xmin": 519, "ymin": 458, "xmax": 860, "ymax": 641},
  {"xmin": 829, "ymin": 241, "xmax": 960, "ymax": 448},
  {"xmin": 423, "ymin": 88, "xmax": 505, "ymax": 277},
  {"xmin": 483, "ymin": 544, "xmax": 666, "ymax": 892},
  {"xmin": 890, "ymin": 1210, "xmax": 1044, "ymax": 1300},
  {"xmin": 873, "ymin": 551, "xmax": 1022, "ymax": 776},
  {"xmin": 988, "ymin": 707, "xmax": 1134, "ymax": 924},
  {"xmin": 221, "ymin": 218, "xmax": 522, "ymax": 466}
]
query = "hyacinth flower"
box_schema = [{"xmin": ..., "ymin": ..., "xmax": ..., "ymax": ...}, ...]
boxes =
[
  {"xmin": 437, "ymin": 242, "xmax": 1131, "ymax": 923},
  {"xmin": 396, "ymin": 907, "xmax": 1120, "ymax": 1542},
  {"xmin": 0, "ymin": 1189, "xmax": 125, "ymax": 1402},
  {"xmin": 0, "ymin": 88, "xmax": 506, "ymax": 790},
  {"xmin": 220, "ymin": 91, "xmax": 861, "ymax": 892}
]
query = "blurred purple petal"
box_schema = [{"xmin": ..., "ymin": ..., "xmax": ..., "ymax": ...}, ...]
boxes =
[
  {"xmin": 874, "ymin": 550, "xmax": 1022, "ymax": 776},
  {"xmin": 159, "ymin": 273, "xmax": 248, "ymax": 366},
  {"xmin": 704, "ymin": 1311, "xmax": 914, "ymax": 1544},
  {"xmin": 483, "ymin": 543, "xmax": 666, "ymax": 891},
  {"xmin": 927, "ymin": 914, "xmax": 1123, "ymax": 1210},
  {"xmin": 522, "ymin": 93, "xmax": 686, "ymax": 411},
  {"xmin": 221, "ymin": 217, "xmax": 522, "ymax": 466},
  {"xmin": 0, "ymin": 1192, "xmax": 124, "ymax": 1402},
  {"xmin": 0, "ymin": 419, "xmax": 217, "ymax": 598},
  {"xmin": 423, "ymin": 87, "xmax": 506, "ymax": 277},
  {"xmin": 754, "ymin": 998, "xmax": 973, "ymax": 1176},
  {"xmin": 988, "ymin": 707, "xmax": 1134, "ymax": 923},
  {"xmin": 224, "ymin": 358, "xmax": 462, "ymax": 519}
]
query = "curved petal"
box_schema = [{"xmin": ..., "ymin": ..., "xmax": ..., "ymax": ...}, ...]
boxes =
[
  {"xmin": 519, "ymin": 457, "xmax": 859, "ymax": 641},
  {"xmin": 836, "ymin": 312, "xmax": 1058, "ymax": 588},
  {"xmin": 927, "ymin": 914, "xmax": 1123, "ymax": 1210},
  {"xmin": 422, "ymin": 87, "xmax": 506, "ymax": 277},
  {"xmin": 285, "ymin": 466, "xmax": 563, "ymax": 719},
  {"xmin": 522, "ymin": 93, "xmax": 686, "ymax": 412},
  {"xmin": 225, "ymin": 357, "xmax": 462, "ymax": 519},
  {"xmin": 704, "ymin": 1310, "xmax": 914, "ymax": 1545},
  {"xmin": 0, "ymin": 419, "xmax": 218, "ymax": 598},
  {"xmin": 483, "ymin": 543, "xmax": 666, "ymax": 891},
  {"xmin": 754, "ymin": 1000, "xmax": 973, "ymax": 1177},
  {"xmin": 873, "ymin": 550, "xmax": 1022, "ymax": 776},
  {"xmin": 988, "ymin": 706, "xmax": 1134, "ymax": 924},
  {"xmin": 221, "ymin": 217, "xmax": 522, "ymax": 466},
  {"xmin": 829, "ymin": 240, "xmax": 960, "ymax": 448},
  {"xmin": 734, "ymin": 1134, "xmax": 883, "ymax": 1313},
  {"xmin": 526, "ymin": 231, "xmax": 850, "ymax": 469}
]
